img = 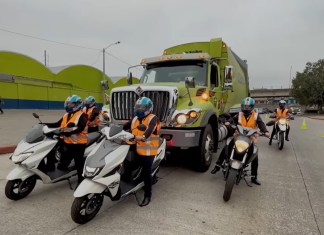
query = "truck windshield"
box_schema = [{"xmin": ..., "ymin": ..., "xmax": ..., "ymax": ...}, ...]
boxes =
[{"xmin": 140, "ymin": 60, "xmax": 207, "ymax": 86}]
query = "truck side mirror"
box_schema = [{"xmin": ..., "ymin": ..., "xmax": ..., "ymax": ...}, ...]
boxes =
[
  {"xmin": 224, "ymin": 66, "xmax": 233, "ymax": 90},
  {"xmin": 185, "ymin": 77, "xmax": 195, "ymax": 88},
  {"xmin": 127, "ymin": 72, "xmax": 133, "ymax": 85}
]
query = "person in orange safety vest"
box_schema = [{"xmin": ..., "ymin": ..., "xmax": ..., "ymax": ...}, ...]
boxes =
[
  {"xmin": 269, "ymin": 100, "xmax": 292, "ymax": 145},
  {"xmin": 44, "ymin": 95, "xmax": 88, "ymax": 184},
  {"xmin": 83, "ymin": 96, "xmax": 100, "ymax": 133},
  {"xmin": 123, "ymin": 97, "xmax": 160, "ymax": 207},
  {"xmin": 211, "ymin": 97, "xmax": 269, "ymax": 185}
]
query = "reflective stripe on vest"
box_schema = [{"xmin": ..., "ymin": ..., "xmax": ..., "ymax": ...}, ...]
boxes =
[
  {"xmin": 276, "ymin": 108, "xmax": 288, "ymax": 118},
  {"xmin": 131, "ymin": 114, "xmax": 161, "ymax": 156},
  {"xmin": 60, "ymin": 111, "xmax": 88, "ymax": 144},
  {"xmin": 83, "ymin": 106, "xmax": 100, "ymax": 127},
  {"xmin": 238, "ymin": 111, "xmax": 258, "ymax": 129}
]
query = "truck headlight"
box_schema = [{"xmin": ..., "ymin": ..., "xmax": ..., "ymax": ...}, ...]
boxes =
[
  {"xmin": 172, "ymin": 108, "xmax": 201, "ymax": 126},
  {"xmin": 84, "ymin": 166, "xmax": 103, "ymax": 178},
  {"xmin": 176, "ymin": 114, "xmax": 187, "ymax": 125}
]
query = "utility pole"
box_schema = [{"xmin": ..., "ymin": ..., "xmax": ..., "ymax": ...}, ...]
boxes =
[
  {"xmin": 101, "ymin": 41, "xmax": 120, "ymax": 105},
  {"xmin": 44, "ymin": 50, "xmax": 47, "ymax": 66},
  {"xmin": 289, "ymin": 65, "xmax": 292, "ymax": 89}
]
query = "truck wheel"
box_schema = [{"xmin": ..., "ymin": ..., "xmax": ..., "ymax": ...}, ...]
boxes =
[{"xmin": 195, "ymin": 124, "xmax": 214, "ymax": 172}]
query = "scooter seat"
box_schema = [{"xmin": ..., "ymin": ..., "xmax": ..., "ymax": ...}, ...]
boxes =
[{"xmin": 86, "ymin": 132, "xmax": 101, "ymax": 147}]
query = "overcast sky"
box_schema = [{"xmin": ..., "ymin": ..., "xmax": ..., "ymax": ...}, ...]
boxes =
[{"xmin": 1, "ymin": 0, "xmax": 324, "ymax": 89}]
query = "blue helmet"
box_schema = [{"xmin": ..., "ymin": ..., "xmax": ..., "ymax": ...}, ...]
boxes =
[
  {"xmin": 84, "ymin": 96, "xmax": 96, "ymax": 108},
  {"xmin": 64, "ymin": 95, "xmax": 83, "ymax": 113},
  {"xmin": 134, "ymin": 97, "xmax": 153, "ymax": 118},
  {"xmin": 279, "ymin": 100, "xmax": 286, "ymax": 109},
  {"xmin": 241, "ymin": 97, "xmax": 255, "ymax": 115}
]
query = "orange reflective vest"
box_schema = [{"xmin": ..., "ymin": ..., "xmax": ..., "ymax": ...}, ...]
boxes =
[
  {"xmin": 276, "ymin": 108, "xmax": 288, "ymax": 118},
  {"xmin": 131, "ymin": 114, "xmax": 161, "ymax": 156},
  {"xmin": 238, "ymin": 111, "xmax": 258, "ymax": 129},
  {"xmin": 83, "ymin": 106, "xmax": 100, "ymax": 128},
  {"xmin": 60, "ymin": 111, "xmax": 88, "ymax": 144}
]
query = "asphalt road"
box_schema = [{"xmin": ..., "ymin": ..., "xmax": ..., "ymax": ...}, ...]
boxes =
[{"xmin": 0, "ymin": 111, "xmax": 323, "ymax": 235}]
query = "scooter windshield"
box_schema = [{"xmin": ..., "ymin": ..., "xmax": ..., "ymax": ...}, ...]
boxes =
[{"xmin": 24, "ymin": 124, "xmax": 46, "ymax": 143}]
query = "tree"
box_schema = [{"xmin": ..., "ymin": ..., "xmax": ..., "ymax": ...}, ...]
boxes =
[{"xmin": 291, "ymin": 59, "xmax": 324, "ymax": 113}]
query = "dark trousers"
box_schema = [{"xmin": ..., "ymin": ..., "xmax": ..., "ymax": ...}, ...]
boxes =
[
  {"xmin": 60, "ymin": 144, "xmax": 86, "ymax": 183},
  {"xmin": 0, "ymin": 108, "xmax": 3, "ymax": 113},
  {"xmin": 88, "ymin": 126, "xmax": 99, "ymax": 133},
  {"xmin": 216, "ymin": 141, "xmax": 259, "ymax": 177},
  {"xmin": 137, "ymin": 155, "xmax": 154, "ymax": 198}
]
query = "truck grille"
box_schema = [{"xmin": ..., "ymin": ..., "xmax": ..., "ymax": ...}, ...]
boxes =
[{"xmin": 111, "ymin": 91, "xmax": 170, "ymax": 121}]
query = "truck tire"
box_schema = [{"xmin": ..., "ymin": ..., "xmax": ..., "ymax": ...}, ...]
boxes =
[{"xmin": 195, "ymin": 124, "xmax": 214, "ymax": 172}]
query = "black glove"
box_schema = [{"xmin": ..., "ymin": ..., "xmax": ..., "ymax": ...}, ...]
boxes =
[{"xmin": 62, "ymin": 132, "xmax": 72, "ymax": 137}]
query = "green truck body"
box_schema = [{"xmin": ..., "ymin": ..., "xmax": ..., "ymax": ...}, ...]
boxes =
[{"xmin": 106, "ymin": 38, "xmax": 249, "ymax": 171}]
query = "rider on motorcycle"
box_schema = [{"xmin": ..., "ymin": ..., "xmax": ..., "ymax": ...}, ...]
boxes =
[
  {"xmin": 269, "ymin": 100, "xmax": 292, "ymax": 145},
  {"xmin": 123, "ymin": 97, "xmax": 161, "ymax": 207},
  {"xmin": 83, "ymin": 96, "xmax": 100, "ymax": 133},
  {"xmin": 211, "ymin": 97, "xmax": 270, "ymax": 185}
]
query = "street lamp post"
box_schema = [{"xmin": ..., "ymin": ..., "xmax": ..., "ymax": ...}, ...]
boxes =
[
  {"xmin": 289, "ymin": 65, "xmax": 292, "ymax": 89},
  {"xmin": 101, "ymin": 41, "xmax": 120, "ymax": 105}
]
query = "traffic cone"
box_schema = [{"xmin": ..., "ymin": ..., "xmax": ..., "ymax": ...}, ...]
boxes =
[
  {"xmin": 265, "ymin": 114, "xmax": 269, "ymax": 121},
  {"xmin": 300, "ymin": 118, "xmax": 308, "ymax": 130}
]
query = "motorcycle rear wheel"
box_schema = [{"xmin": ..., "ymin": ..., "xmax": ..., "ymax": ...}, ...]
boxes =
[
  {"xmin": 71, "ymin": 193, "xmax": 103, "ymax": 224},
  {"xmin": 223, "ymin": 169, "xmax": 237, "ymax": 202},
  {"xmin": 278, "ymin": 132, "xmax": 284, "ymax": 150},
  {"xmin": 5, "ymin": 176, "xmax": 37, "ymax": 200}
]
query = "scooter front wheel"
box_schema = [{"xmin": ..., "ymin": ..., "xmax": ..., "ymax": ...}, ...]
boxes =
[
  {"xmin": 71, "ymin": 193, "xmax": 104, "ymax": 224},
  {"xmin": 5, "ymin": 175, "xmax": 37, "ymax": 200}
]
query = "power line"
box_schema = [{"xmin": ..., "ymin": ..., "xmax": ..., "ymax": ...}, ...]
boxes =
[
  {"xmin": 0, "ymin": 27, "xmax": 99, "ymax": 51},
  {"xmin": 0, "ymin": 27, "xmax": 137, "ymax": 68}
]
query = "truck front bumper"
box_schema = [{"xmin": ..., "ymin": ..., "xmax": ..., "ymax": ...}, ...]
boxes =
[{"xmin": 160, "ymin": 129, "xmax": 201, "ymax": 148}]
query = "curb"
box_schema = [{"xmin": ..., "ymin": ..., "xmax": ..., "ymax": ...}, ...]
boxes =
[
  {"xmin": 0, "ymin": 145, "xmax": 16, "ymax": 155},
  {"xmin": 306, "ymin": 116, "xmax": 324, "ymax": 120}
]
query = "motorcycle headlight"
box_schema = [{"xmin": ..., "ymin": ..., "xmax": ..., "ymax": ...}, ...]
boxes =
[
  {"xmin": 84, "ymin": 166, "xmax": 103, "ymax": 178},
  {"xmin": 172, "ymin": 109, "xmax": 201, "ymax": 127},
  {"xmin": 12, "ymin": 152, "xmax": 33, "ymax": 163},
  {"xmin": 279, "ymin": 119, "xmax": 286, "ymax": 125},
  {"xmin": 235, "ymin": 140, "xmax": 249, "ymax": 153}
]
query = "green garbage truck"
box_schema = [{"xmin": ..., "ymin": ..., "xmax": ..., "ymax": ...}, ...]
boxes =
[{"xmin": 105, "ymin": 38, "xmax": 250, "ymax": 171}]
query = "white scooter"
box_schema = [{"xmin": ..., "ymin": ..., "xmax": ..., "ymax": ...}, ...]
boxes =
[
  {"xmin": 5, "ymin": 113, "xmax": 101, "ymax": 200},
  {"xmin": 71, "ymin": 124, "xmax": 166, "ymax": 224}
]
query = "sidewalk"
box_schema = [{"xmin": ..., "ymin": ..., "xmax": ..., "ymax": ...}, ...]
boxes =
[
  {"xmin": 0, "ymin": 109, "xmax": 64, "ymax": 154},
  {"xmin": 304, "ymin": 114, "xmax": 324, "ymax": 120}
]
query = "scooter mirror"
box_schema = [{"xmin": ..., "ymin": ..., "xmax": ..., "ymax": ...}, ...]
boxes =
[
  {"xmin": 33, "ymin": 113, "xmax": 39, "ymax": 119},
  {"xmin": 137, "ymin": 124, "xmax": 147, "ymax": 132}
]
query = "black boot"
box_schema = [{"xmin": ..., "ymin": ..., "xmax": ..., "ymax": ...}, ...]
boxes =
[
  {"xmin": 140, "ymin": 196, "xmax": 151, "ymax": 207},
  {"xmin": 285, "ymin": 136, "xmax": 289, "ymax": 141},
  {"xmin": 268, "ymin": 139, "xmax": 272, "ymax": 145},
  {"xmin": 211, "ymin": 164, "xmax": 221, "ymax": 174},
  {"xmin": 251, "ymin": 176, "xmax": 261, "ymax": 185}
]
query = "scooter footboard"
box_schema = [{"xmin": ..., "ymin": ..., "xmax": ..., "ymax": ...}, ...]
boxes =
[{"xmin": 7, "ymin": 165, "xmax": 35, "ymax": 181}]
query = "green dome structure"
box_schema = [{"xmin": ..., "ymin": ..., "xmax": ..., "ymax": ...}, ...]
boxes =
[{"xmin": 0, "ymin": 51, "xmax": 138, "ymax": 109}]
